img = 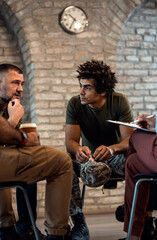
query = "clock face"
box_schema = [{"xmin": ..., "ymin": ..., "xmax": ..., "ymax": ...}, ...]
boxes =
[{"xmin": 59, "ymin": 6, "xmax": 88, "ymax": 34}]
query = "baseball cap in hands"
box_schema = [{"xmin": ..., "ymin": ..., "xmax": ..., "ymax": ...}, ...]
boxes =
[{"xmin": 80, "ymin": 156, "xmax": 112, "ymax": 187}]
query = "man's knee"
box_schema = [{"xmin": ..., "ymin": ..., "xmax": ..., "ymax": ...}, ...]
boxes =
[
  {"xmin": 52, "ymin": 148, "xmax": 73, "ymax": 172},
  {"xmin": 64, "ymin": 153, "xmax": 73, "ymax": 171},
  {"xmin": 35, "ymin": 146, "xmax": 72, "ymax": 180},
  {"xmin": 125, "ymin": 153, "xmax": 137, "ymax": 172}
]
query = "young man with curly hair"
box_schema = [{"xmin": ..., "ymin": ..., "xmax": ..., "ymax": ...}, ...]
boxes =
[{"xmin": 65, "ymin": 60, "xmax": 134, "ymax": 240}]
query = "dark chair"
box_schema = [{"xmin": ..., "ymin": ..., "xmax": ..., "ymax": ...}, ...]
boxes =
[
  {"xmin": 81, "ymin": 173, "xmax": 125, "ymax": 211},
  {"xmin": 127, "ymin": 174, "xmax": 157, "ymax": 240},
  {"xmin": 0, "ymin": 181, "xmax": 39, "ymax": 240}
]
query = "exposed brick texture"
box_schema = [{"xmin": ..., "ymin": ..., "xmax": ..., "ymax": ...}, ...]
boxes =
[
  {"xmin": 116, "ymin": 0, "xmax": 157, "ymax": 117},
  {"xmin": 0, "ymin": 0, "xmax": 156, "ymax": 218}
]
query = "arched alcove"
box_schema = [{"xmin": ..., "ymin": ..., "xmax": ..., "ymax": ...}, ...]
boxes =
[
  {"xmin": 0, "ymin": 0, "xmax": 35, "ymax": 122},
  {"xmin": 99, "ymin": 0, "xmax": 146, "ymax": 69},
  {"xmin": 116, "ymin": 0, "xmax": 157, "ymax": 118}
]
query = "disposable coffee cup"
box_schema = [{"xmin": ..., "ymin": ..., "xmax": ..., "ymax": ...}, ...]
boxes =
[{"xmin": 20, "ymin": 123, "xmax": 37, "ymax": 133}]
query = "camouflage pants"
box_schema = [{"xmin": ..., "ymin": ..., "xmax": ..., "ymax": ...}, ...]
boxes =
[{"xmin": 69, "ymin": 154, "xmax": 125, "ymax": 216}]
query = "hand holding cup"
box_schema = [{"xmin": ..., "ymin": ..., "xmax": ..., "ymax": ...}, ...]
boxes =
[{"xmin": 20, "ymin": 123, "xmax": 40, "ymax": 146}]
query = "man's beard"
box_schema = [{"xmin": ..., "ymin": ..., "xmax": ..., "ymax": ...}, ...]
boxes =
[{"xmin": 1, "ymin": 97, "xmax": 11, "ymax": 103}]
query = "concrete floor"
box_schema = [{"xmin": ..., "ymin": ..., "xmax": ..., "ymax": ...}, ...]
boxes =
[{"xmin": 37, "ymin": 212, "xmax": 127, "ymax": 240}]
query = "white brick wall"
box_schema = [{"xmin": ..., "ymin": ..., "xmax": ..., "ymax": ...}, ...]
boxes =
[
  {"xmin": 0, "ymin": 0, "xmax": 155, "ymax": 217},
  {"xmin": 116, "ymin": 0, "xmax": 157, "ymax": 117}
]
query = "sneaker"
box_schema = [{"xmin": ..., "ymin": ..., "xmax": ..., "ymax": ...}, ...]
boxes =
[
  {"xmin": 0, "ymin": 225, "xmax": 19, "ymax": 240},
  {"xmin": 18, "ymin": 226, "xmax": 46, "ymax": 240},
  {"xmin": 141, "ymin": 216, "xmax": 156, "ymax": 240},
  {"xmin": 115, "ymin": 206, "xmax": 157, "ymax": 240},
  {"xmin": 46, "ymin": 236, "xmax": 70, "ymax": 240},
  {"xmin": 153, "ymin": 218, "xmax": 157, "ymax": 239},
  {"xmin": 46, "ymin": 225, "xmax": 72, "ymax": 240},
  {"xmin": 71, "ymin": 213, "xmax": 89, "ymax": 240},
  {"xmin": 47, "ymin": 237, "xmax": 64, "ymax": 240}
]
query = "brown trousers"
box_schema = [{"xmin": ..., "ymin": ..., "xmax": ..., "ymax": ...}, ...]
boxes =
[
  {"xmin": 0, "ymin": 145, "xmax": 72, "ymax": 236},
  {"xmin": 124, "ymin": 130, "xmax": 157, "ymax": 236}
]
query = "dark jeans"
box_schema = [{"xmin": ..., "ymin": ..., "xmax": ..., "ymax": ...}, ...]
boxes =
[{"xmin": 15, "ymin": 183, "xmax": 37, "ymax": 233}]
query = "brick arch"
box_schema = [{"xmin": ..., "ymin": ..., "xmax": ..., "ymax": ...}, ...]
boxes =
[
  {"xmin": 99, "ymin": 0, "xmax": 146, "ymax": 68},
  {"xmin": 116, "ymin": 0, "xmax": 157, "ymax": 118},
  {"xmin": 0, "ymin": 0, "xmax": 35, "ymax": 122}
]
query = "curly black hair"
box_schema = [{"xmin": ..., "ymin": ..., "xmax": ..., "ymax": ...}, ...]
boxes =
[{"xmin": 76, "ymin": 60, "xmax": 117, "ymax": 96}]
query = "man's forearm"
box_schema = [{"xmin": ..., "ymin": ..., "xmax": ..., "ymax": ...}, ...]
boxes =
[
  {"xmin": 0, "ymin": 116, "xmax": 22, "ymax": 145},
  {"xmin": 109, "ymin": 137, "xmax": 130, "ymax": 155},
  {"xmin": 8, "ymin": 118, "xmax": 19, "ymax": 128},
  {"xmin": 66, "ymin": 140, "xmax": 82, "ymax": 156}
]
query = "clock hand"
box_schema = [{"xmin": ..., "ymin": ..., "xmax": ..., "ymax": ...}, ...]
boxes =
[
  {"xmin": 69, "ymin": 19, "xmax": 75, "ymax": 29},
  {"xmin": 69, "ymin": 14, "xmax": 76, "ymax": 21}
]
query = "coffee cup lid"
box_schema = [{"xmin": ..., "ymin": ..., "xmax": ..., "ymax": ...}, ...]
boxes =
[{"xmin": 20, "ymin": 123, "xmax": 37, "ymax": 128}]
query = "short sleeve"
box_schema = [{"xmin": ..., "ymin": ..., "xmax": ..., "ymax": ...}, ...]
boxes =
[
  {"xmin": 66, "ymin": 96, "xmax": 79, "ymax": 125},
  {"xmin": 114, "ymin": 94, "xmax": 134, "ymax": 122}
]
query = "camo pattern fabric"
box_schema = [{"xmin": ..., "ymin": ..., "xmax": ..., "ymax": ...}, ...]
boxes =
[
  {"xmin": 69, "ymin": 168, "xmax": 83, "ymax": 216},
  {"xmin": 80, "ymin": 157, "xmax": 112, "ymax": 187},
  {"xmin": 107, "ymin": 154, "xmax": 125, "ymax": 176},
  {"xmin": 69, "ymin": 154, "xmax": 126, "ymax": 215}
]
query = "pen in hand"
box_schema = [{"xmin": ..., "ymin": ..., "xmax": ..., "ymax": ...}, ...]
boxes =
[{"xmin": 130, "ymin": 114, "xmax": 155, "ymax": 124}]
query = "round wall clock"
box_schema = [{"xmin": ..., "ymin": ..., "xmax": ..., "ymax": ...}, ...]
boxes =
[{"xmin": 59, "ymin": 6, "xmax": 88, "ymax": 34}]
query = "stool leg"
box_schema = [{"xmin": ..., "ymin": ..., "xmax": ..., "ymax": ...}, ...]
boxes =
[{"xmin": 18, "ymin": 186, "xmax": 39, "ymax": 240}]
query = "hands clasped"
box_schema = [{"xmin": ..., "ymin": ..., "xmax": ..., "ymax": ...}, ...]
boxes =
[
  {"xmin": 93, "ymin": 145, "xmax": 113, "ymax": 162},
  {"xmin": 76, "ymin": 145, "xmax": 113, "ymax": 163}
]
